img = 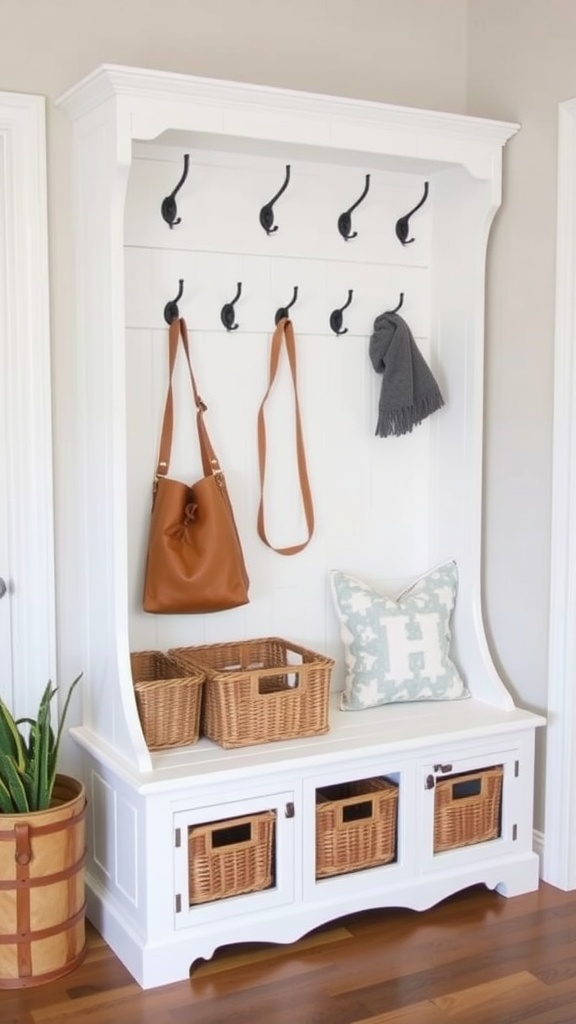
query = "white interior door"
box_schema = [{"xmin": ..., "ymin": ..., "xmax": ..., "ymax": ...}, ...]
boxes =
[
  {"xmin": 0, "ymin": 92, "xmax": 55, "ymax": 717},
  {"xmin": 0, "ymin": 132, "xmax": 12, "ymax": 698}
]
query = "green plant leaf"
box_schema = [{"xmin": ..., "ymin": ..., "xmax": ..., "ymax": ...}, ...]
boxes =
[
  {"xmin": 0, "ymin": 775, "xmax": 15, "ymax": 813},
  {"xmin": 54, "ymin": 675, "xmax": 82, "ymax": 753},
  {"xmin": 34, "ymin": 680, "xmax": 59, "ymax": 809},
  {"xmin": 20, "ymin": 771, "xmax": 36, "ymax": 809},
  {"xmin": 25, "ymin": 719, "xmax": 39, "ymax": 808},
  {"xmin": 47, "ymin": 674, "xmax": 82, "ymax": 805},
  {"xmin": 37, "ymin": 681, "xmax": 57, "ymax": 731},
  {"xmin": 0, "ymin": 754, "xmax": 29, "ymax": 813},
  {"xmin": 0, "ymin": 674, "xmax": 82, "ymax": 813},
  {"xmin": 37, "ymin": 713, "xmax": 51, "ymax": 811},
  {"xmin": 46, "ymin": 731, "xmax": 58, "ymax": 798},
  {"xmin": 15, "ymin": 717, "xmax": 37, "ymax": 758},
  {"xmin": 0, "ymin": 699, "xmax": 26, "ymax": 771}
]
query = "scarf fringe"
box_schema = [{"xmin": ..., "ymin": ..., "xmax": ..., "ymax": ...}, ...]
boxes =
[{"xmin": 375, "ymin": 392, "xmax": 445, "ymax": 438}]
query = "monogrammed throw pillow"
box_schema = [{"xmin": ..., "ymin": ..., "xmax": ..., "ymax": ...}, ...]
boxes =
[{"xmin": 331, "ymin": 561, "xmax": 468, "ymax": 710}]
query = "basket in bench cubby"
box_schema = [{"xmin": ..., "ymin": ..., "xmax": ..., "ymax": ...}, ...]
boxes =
[
  {"xmin": 188, "ymin": 810, "xmax": 277, "ymax": 905},
  {"xmin": 433, "ymin": 765, "xmax": 504, "ymax": 853},
  {"xmin": 315, "ymin": 776, "xmax": 399, "ymax": 879}
]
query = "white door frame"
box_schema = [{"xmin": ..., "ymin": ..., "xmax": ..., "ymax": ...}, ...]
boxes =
[
  {"xmin": 543, "ymin": 97, "xmax": 576, "ymax": 889},
  {"xmin": 0, "ymin": 92, "xmax": 55, "ymax": 716}
]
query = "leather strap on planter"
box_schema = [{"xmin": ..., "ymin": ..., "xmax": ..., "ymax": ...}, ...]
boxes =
[
  {"xmin": 0, "ymin": 850, "xmax": 87, "ymax": 890},
  {"xmin": 0, "ymin": 801, "xmax": 87, "ymax": 845},
  {"xmin": 0, "ymin": 942, "xmax": 87, "ymax": 989},
  {"xmin": 0, "ymin": 798, "xmax": 87, "ymax": 983},
  {"xmin": 257, "ymin": 317, "xmax": 314, "ymax": 554},
  {"xmin": 15, "ymin": 824, "xmax": 31, "ymax": 978},
  {"xmin": 0, "ymin": 901, "xmax": 86, "ymax": 944}
]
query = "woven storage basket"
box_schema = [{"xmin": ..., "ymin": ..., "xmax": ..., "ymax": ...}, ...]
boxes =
[
  {"xmin": 316, "ymin": 777, "xmax": 398, "ymax": 879},
  {"xmin": 130, "ymin": 650, "xmax": 203, "ymax": 750},
  {"xmin": 433, "ymin": 765, "xmax": 503, "ymax": 853},
  {"xmin": 189, "ymin": 810, "xmax": 276, "ymax": 904},
  {"xmin": 170, "ymin": 637, "xmax": 334, "ymax": 748}
]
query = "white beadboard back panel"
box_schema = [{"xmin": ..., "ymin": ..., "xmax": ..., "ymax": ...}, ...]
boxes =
[{"xmin": 124, "ymin": 146, "xmax": 435, "ymax": 678}]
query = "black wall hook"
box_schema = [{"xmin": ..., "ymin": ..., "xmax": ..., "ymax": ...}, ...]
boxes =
[
  {"xmin": 220, "ymin": 282, "xmax": 242, "ymax": 331},
  {"xmin": 163, "ymin": 279, "xmax": 184, "ymax": 324},
  {"xmin": 337, "ymin": 174, "xmax": 371, "ymax": 241},
  {"xmin": 275, "ymin": 286, "xmax": 299, "ymax": 325},
  {"xmin": 329, "ymin": 290, "xmax": 354, "ymax": 335},
  {"xmin": 260, "ymin": 165, "xmax": 291, "ymax": 235},
  {"xmin": 161, "ymin": 154, "xmax": 190, "ymax": 229},
  {"xmin": 387, "ymin": 292, "xmax": 404, "ymax": 314},
  {"xmin": 395, "ymin": 181, "xmax": 429, "ymax": 245}
]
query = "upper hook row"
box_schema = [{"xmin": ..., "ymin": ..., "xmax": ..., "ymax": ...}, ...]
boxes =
[
  {"xmin": 164, "ymin": 279, "xmax": 405, "ymax": 334},
  {"xmin": 160, "ymin": 155, "xmax": 430, "ymax": 245}
]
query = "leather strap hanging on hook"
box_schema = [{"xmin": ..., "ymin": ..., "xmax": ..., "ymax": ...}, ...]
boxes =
[{"xmin": 257, "ymin": 318, "xmax": 314, "ymax": 555}]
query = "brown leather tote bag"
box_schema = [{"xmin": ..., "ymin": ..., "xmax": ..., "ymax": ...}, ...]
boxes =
[{"xmin": 143, "ymin": 318, "xmax": 250, "ymax": 613}]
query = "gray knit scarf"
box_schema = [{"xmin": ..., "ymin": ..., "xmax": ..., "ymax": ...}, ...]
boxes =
[{"xmin": 369, "ymin": 311, "xmax": 444, "ymax": 437}]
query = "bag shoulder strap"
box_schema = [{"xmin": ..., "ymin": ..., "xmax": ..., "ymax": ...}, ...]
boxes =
[
  {"xmin": 256, "ymin": 317, "xmax": 314, "ymax": 555},
  {"xmin": 155, "ymin": 318, "xmax": 220, "ymax": 484}
]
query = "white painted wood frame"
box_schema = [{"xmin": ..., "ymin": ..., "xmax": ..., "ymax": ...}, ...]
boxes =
[
  {"xmin": 543, "ymin": 97, "xmax": 576, "ymax": 890},
  {"xmin": 55, "ymin": 68, "xmax": 547, "ymax": 990},
  {"xmin": 0, "ymin": 92, "xmax": 55, "ymax": 716}
]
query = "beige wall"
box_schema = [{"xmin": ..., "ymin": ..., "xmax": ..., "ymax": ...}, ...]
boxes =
[
  {"xmin": 0, "ymin": 0, "xmax": 468, "ymax": 105},
  {"xmin": 2, "ymin": 0, "xmax": 570, "ymax": 829}
]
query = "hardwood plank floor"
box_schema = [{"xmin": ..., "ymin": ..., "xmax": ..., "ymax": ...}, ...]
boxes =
[{"xmin": 3, "ymin": 882, "xmax": 576, "ymax": 1023}]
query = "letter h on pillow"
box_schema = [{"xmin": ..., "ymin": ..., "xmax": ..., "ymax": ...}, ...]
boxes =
[{"xmin": 330, "ymin": 561, "xmax": 468, "ymax": 710}]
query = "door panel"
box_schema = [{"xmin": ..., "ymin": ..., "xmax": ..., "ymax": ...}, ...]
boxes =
[
  {"xmin": 0, "ymin": 132, "xmax": 14, "ymax": 706},
  {"xmin": 0, "ymin": 93, "xmax": 54, "ymax": 716}
]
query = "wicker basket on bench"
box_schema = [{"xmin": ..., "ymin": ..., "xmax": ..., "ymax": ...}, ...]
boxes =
[
  {"xmin": 130, "ymin": 650, "xmax": 203, "ymax": 750},
  {"xmin": 170, "ymin": 637, "xmax": 333, "ymax": 748}
]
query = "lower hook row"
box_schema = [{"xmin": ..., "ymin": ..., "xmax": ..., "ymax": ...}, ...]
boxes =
[{"xmin": 165, "ymin": 281, "xmax": 404, "ymax": 334}]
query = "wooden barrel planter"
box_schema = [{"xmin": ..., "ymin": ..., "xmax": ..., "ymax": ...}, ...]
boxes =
[{"xmin": 0, "ymin": 774, "xmax": 87, "ymax": 988}]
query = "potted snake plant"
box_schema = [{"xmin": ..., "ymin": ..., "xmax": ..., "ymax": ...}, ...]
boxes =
[{"xmin": 0, "ymin": 675, "xmax": 86, "ymax": 989}]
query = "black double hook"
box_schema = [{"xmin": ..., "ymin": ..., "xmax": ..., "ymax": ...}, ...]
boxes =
[
  {"xmin": 220, "ymin": 282, "xmax": 242, "ymax": 331},
  {"xmin": 395, "ymin": 181, "xmax": 429, "ymax": 245},
  {"xmin": 161, "ymin": 154, "xmax": 190, "ymax": 229},
  {"xmin": 260, "ymin": 165, "xmax": 291, "ymax": 235},
  {"xmin": 275, "ymin": 286, "xmax": 299, "ymax": 325},
  {"xmin": 163, "ymin": 279, "xmax": 184, "ymax": 325},
  {"xmin": 329, "ymin": 290, "xmax": 354, "ymax": 335},
  {"xmin": 337, "ymin": 174, "xmax": 371, "ymax": 241}
]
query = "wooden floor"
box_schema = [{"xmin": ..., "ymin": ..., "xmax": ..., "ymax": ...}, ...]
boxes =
[{"xmin": 3, "ymin": 882, "xmax": 576, "ymax": 1022}]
